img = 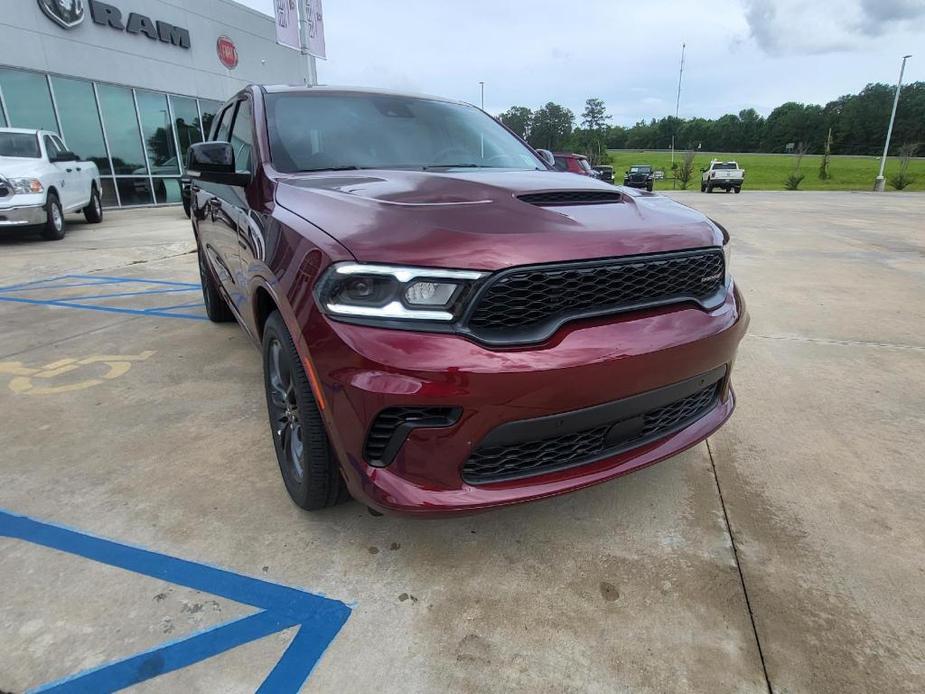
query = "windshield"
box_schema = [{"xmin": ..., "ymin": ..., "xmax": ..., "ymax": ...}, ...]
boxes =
[
  {"xmin": 266, "ymin": 93, "xmax": 544, "ymax": 173},
  {"xmin": 0, "ymin": 132, "xmax": 41, "ymax": 158},
  {"xmin": 629, "ymin": 166, "xmax": 651, "ymax": 173}
]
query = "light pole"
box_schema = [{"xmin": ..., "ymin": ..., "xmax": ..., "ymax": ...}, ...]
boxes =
[
  {"xmin": 671, "ymin": 42, "xmax": 685, "ymax": 168},
  {"xmin": 479, "ymin": 81, "xmax": 485, "ymax": 110},
  {"xmin": 874, "ymin": 54, "xmax": 911, "ymax": 192}
]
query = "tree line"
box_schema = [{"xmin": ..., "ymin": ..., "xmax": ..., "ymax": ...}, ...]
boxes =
[{"xmin": 498, "ymin": 82, "xmax": 925, "ymax": 159}]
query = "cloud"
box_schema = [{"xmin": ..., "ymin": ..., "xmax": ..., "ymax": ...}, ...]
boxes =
[
  {"xmin": 858, "ymin": 0, "xmax": 925, "ymax": 35},
  {"xmin": 742, "ymin": 0, "xmax": 925, "ymax": 54}
]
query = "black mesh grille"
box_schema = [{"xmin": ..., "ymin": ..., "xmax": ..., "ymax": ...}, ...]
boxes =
[
  {"xmin": 518, "ymin": 190, "xmax": 622, "ymax": 206},
  {"xmin": 466, "ymin": 250, "xmax": 724, "ymax": 338},
  {"xmin": 463, "ymin": 383, "xmax": 719, "ymax": 484},
  {"xmin": 364, "ymin": 406, "xmax": 459, "ymax": 463}
]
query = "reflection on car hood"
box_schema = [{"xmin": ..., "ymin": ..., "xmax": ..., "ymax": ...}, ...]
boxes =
[{"xmin": 275, "ymin": 169, "xmax": 720, "ymax": 270}]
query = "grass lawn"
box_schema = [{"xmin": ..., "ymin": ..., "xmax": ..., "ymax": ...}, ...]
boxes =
[{"xmin": 605, "ymin": 150, "xmax": 925, "ymax": 192}]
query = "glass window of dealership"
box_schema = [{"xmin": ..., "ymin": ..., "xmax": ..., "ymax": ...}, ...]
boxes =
[{"xmin": 0, "ymin": 65, "xmax": 223, "ymax": 208}]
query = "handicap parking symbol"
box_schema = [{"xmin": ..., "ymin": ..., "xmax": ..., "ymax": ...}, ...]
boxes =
[{"xmin": 0, "ymin": 509, "xmax": 352, "ymax": 693}]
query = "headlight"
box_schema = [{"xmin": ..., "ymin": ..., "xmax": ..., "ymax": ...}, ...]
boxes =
[
  {"xmin": 9, "ymin": 178, "xmax": 44, "ymax": 195},
  {"xmin": 316, "ymin": 263, "xmax": 486, "ymax": 322}
]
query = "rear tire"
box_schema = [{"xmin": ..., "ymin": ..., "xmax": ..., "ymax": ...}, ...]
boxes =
[
  {"xmin": 262, "ymin": 311, "xmax": 347, "ymax": 510},
  {"xmin": 197, "ymin": 243, "xmax": 234, "ymax": 322},
  {"xmin": 734, "ymin": 186, "xmax": 741, "ymax": 194},
  {"xmin": 41, "ymin": 192, "xmax": 65, "ymax": 241},
  {"xmin": 83, "ymin": 185, "xmax": 103, "ymax": 224}
]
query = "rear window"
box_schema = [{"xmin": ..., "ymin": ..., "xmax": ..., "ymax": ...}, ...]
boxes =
[
  {"xmin": 0, "ymin": 132, "xmax": 41, "ymax": 158},
  {"xmin": 713, "ymin": 162, "xmax": 738, "ymax": 169}
]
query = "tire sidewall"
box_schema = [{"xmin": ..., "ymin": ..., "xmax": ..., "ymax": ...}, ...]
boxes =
[
  {"xmin": 43, "ymin": 193, "xmax": 65, "ymax": 240},
  {"xmin": 261, "ymin": 312, "xmax": 338, "ymax": 509}
]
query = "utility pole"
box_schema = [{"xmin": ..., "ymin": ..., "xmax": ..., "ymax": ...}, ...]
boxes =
[
  {"xmin": 874, "ymin": 54, "xmax": 911, "ymax": 191},
  {"xmin": 671, "ymin": 42, "xmax": 685, "ymax": 168},
  {"xmin": 479, "ymin": 81, "xmax": 485, "ymax": 110}
]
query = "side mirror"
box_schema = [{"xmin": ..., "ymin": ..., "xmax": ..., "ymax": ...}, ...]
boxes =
[
  {"xmin": 187, "ymin": 142, "xmax": 251, "ymax": 186},
  {"xmin": 699, "ymin": 167, "xmax": 706, "ymax": 172},
  {"xmin": 535, "ymin": 149, "xmax": 556, "ymax": 168}
]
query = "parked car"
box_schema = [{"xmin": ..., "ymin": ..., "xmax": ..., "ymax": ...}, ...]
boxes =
[
  {"xmin": 187, "ymin": 85, "xmax": 747, "ymax": 516},
  {"xmin": 552, "ymin": 152, "xmax": 599, "ymax": 177},
  {"xmin": 701, "ymin": 160, "xmax": 745, "ymax": 193},
  {"xmin": 623, "ymin": 164, "xmax": 655, "ymax": 191},
  {"xmin": 593, "ymin": 165, "xmax": 614, "ymax": 184},
  {"xmin": 0, "ymin": 128, "xmax": 103, "ymax": 239}
]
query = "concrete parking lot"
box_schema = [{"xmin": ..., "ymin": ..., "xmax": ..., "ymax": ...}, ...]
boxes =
[{"xmin": 1, "ymin": 191, "xmax": 922, "ymax": 693}]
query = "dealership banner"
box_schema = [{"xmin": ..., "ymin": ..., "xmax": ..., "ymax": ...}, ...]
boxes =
[
  {"xmin": 303, "ymin": 0, "xmax": 326, "ymax": 59},
  {"xmin": 275, "ymin": 0, "xmax": 300, "ymax": 50}
]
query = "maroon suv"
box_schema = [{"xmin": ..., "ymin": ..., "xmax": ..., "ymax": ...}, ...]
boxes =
[{"xmin": 187, "ymin": 85, "xmax": 748, "ymax": 516}]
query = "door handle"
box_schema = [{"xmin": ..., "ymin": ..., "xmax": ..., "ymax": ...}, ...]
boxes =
[
  {"xmin": 76, "ymin": 167, "xmax": 82, "ymax": 171},
  {"xmin": 65, "ymin": 168, "xmax": 73, "ymax": 173}
]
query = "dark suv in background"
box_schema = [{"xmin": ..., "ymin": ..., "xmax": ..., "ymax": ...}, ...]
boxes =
[
  {"xmin": 187, "ymin": 85, "xmax": 747, "ymax": 516},
  {"xmin": 623, "ymin": 164, "xmax": 655, "ymax": 191}
]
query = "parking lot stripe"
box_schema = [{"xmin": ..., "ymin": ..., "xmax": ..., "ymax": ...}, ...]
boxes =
[
  {"xmin": 0, "ymin": 509, "xmax": 352, "ymax": 692},
  {"xmin": 0, "ymin": 295, "xmax": 208, "ymax": 320}
]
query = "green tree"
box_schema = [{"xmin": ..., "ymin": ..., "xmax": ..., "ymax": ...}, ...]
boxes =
[
  {"xmin": 528, "ymin": 102, "xmax": 574, "ymax": 150},
  {"xmin": 581, "ymin": 98, "xmax": 611, "ymax": 131},
  {"xmin": 498, "ymin": 106, "xmax": 533, "ymax": 140}
]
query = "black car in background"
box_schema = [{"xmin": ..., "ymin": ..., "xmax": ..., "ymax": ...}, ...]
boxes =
[
  {"xmin": 593, "ymin": 165, "xmax": 614, "ymax": 184},
  {"xmin": 623, "ymin": 164, "xmax": 654, "ymax": 191}
]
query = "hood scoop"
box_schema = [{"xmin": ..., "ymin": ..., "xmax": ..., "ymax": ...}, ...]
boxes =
[{"xmin": 517, "ymin": 190, "xmax": 622, "ymax": 206}]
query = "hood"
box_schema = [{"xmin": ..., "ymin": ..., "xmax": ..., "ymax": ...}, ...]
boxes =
[
  {"xmin": 0, "ymin": 158, "xmax": 43, "ymax": 178},
  {"xmin": 275, "ymin": 169, "xmax": 721, "ymax": 270}
]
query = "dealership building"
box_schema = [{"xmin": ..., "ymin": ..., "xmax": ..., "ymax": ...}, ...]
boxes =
[{"xmin": 0, "ymin": 0, "xmax": 313, "ymax": 207}]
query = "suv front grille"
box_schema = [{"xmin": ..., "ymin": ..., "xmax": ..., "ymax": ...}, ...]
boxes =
[
  {"xmin": 465, "ymin": 249, "xmax": 724, "ymax": 343},
  {"xmin": 463, "ymin": 381, "xmax": 720, "ymax": 485}
]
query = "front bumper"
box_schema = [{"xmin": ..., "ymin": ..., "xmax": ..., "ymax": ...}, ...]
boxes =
[
  {"xmin": 0, "ymin": 203, "xmax": 46, "ymax": 227},
  {"xmin": 305, "ymin": 283, "xmax": 749, "ymax": 516},
  {"xmin": 623, "ymin": 179, "xmax": 652, "ymax": 188}
]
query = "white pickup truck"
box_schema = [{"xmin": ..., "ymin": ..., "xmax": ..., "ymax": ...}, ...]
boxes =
[
  {"xmin": 700, "ymin": 160, "xmax": 745, "ymax": 194},
  {"xmin": 0, "ymin": 128, "xmax": 103, "ymax": 240}
]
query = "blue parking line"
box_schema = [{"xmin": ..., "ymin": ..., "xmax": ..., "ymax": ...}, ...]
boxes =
[
  {"xmin": 0, "ymin": 276, "xmax": 126, "ymax": 293},
  {"xmin": 67, "ymin": 274, "xmax": 201, "ymax": 288},
  {"xmin": 0, "ymin": 281, "xmax": 133, "ymax": 295},
  {"xmin": 0, "ymin": 295, "xmax": 208, "ymax": 320},
  {"xmin": 151, "ymin": 300, "xmax": 206, "ymax": 312},
  {"xmin": 67, "ymin": 287, "xmax": 200, "ymax": 302},
  {"xmin": 0, "ymin": 508, "xmax": 351, "ymax": 693}
]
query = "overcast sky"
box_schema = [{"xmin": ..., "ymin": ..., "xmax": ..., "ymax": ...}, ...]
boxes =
[{"xmin": 237, "ymin": 0, "xmax": 924, "ymax": 125}]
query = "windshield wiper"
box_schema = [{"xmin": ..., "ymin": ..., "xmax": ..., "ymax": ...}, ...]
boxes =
[
  {"xmin": 422, "ymin": 163, "xmax": 485, "ymax": 170},
  {"xmin": 298, "ymin": 165, "xmax": 365, "ymax": 172}
]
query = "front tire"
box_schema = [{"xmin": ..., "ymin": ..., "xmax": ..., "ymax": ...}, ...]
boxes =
[
  {"xmin": 41, "ymin": 192, "xmax": 65, "ymax": 241},
  {"xmin": 262, "ymin": 311, "xmax": 347, "ymax": 511},
  {"xmin": 646, "ymin": 182, "xmax": 653, "ymax": 192},
  {"xmin": 83, "ymin": 185, "xmax": 103, "ymax": 223},
  {"xmin": 197, "ymin": 243, "xmax": 234, "ymax": 322},
  {"xmin": 734, "ymin": 186, "xmax": 741, "ymax": 194},
  {"xmin": 700, "ymin": 182, "xmax": 706, "ymax": 192}
]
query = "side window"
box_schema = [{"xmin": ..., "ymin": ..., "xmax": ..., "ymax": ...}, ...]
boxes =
[
  {"xmin": 553, "ymin": 156, "xmax": 568, "ymax": 172},
  {"xmin": 44, "ymin": 135, "xmax": 62, "ymax": 160},
  {"xmin": 213, "ymin": 104, "xmax": 236, "ymax": 142},
  {"xmin": 229, "ymin": 99, "xmax": 254, "ymax": 173},
  {"xmin": 51, "ymin": 135, "xmax": 68, "ymax": 154}
]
